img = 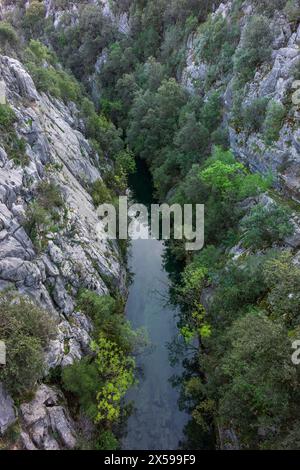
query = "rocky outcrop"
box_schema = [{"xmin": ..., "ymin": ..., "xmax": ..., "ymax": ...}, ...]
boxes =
[
  {"xmin": 20, "ymin": 384, "xmax": 76, "ymax": 450},
  {"xmin": 0, "ymin": 383, "xmax": 16, "ymax": 436},
  {"xmin": 0, "ymin": 54, "xmax": 125, "ymax": 448},
  {"xmin": 227, "ymin": 18, "xmax": 300, "ymax": 198},
  {"xmin": 181, "ymin": 1, "xmax": 300, "ymax": 200}
]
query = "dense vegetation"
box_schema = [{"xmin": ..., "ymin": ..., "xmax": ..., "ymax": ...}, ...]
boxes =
[
  {"xmin": 61, "ymin": 289, "xmax": 144, "ymax": 449},
  {"xmin": 0, "ymin": 292, "xmax": 55, "ymax": 399},
  {"xmin": 1, "ymin": 0, "xmax": 300, "ymax": 450}
]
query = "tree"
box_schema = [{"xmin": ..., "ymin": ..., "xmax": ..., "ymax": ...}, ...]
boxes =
[
  {"xmin": 234, "ymin": 15, "xmax": 273, "ymax": 84},
  {"xmin": 174, "ymin": 112, "xmax": 209, "ymax": 163},
  {"xmin": 92, "ymin": 334, "xmax": 135, "ymax": 424},
  {"xmin": 22, "ymin": 1, "xmax": 46, "ymax": 39},
  {"xmin": 62, "ymin": 358, "xmax": 102, "ymax": 421},
  {"xmin": 240, "ymin": 203, "xmax": 293, "ymax": 249},
  {"xmin": 127, "ymin": 78, "xmax": 187, "ymax": 164},
  {"xmin": 217, "ymin": 312, "xmax": 298, "ymax": 448},
  {"xmin": 241, "ymin": 97, "xmax": 269, "ymax": 132},
  {"xmin": 263, "ymin": 101, "xmax": 286, "ymax": 145},
  {"xmin": 0, "ymin": 293, "xmax": 55, "ymax": 397},
  {"xmin": 263, "ymin": 253, "xmax": 300, "ymax": 327}
]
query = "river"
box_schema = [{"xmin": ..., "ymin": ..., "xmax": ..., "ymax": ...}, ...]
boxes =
[{"xmin": 122, "ymin": 160, "xmax": 188, "ymax": 450}]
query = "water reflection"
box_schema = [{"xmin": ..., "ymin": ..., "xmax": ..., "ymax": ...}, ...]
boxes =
[{"xmin": 122, "ymin": 238, "xmax": 188, "ymax": 450}]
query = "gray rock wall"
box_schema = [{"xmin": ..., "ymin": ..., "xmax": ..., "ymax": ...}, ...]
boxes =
[{"xmin": 0, "ymin": 54, "xmax": 125, "ymax": 448}]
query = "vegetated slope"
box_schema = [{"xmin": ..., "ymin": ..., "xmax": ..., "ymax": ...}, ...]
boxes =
[
  {"xmin": 1, "ymin": 0, "xmax": 300, "ymax": 450},
  {"xmin": 0, "ymin": 1, "xmax": 138, "ymax": 450}
]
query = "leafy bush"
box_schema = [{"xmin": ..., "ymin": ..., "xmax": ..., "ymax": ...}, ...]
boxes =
[
  {"xmin": 284, "ymin": 0, "xmax": 300, "ymax": 22},
  {"xmin": 210, "ymin": 253, "xmax": 271, "ymax": 328},
  {"xmin": 196, "ymin": 147, "xmax": 271, "ymax": 243},
  {"xmin": 241, "ymin": 97, "xmax": 269, "ymax": 132},
  {"xmin": 0, "ymin": 293, "xmax": 55, "ymax": 397},
  {"xmin": 211, "ymin": 126, "xmax": 229, "ymax": 148},
  {"xmin": 197, "ymin": 13, "xmax": 240, "ymax": 86},
  {"xmin": 0, "ymin": 21, "xmax": 18, "ymax": 46},
  {"xmin": 63, "ymin": 335, "xmax": 135, "ymax": 425},
  {"xmin": 91, "ymin": 180, "xmax": 113, "ymax": 207},
  {"xmin": 174, "ymin": 112, "xmax": 209, "ymax": 158},
  {"xmin": 92, "ymin": 334, "xmax": 135, "ymax": 423},
  {"xmin": 263, "ymin": 100, "xmax": 286, "ymax": 145},
  {"xmin": 200, "ymin": 91, "xmax": 223, "ymax": 133},
  {"xmin": 234, "ymin": 15, "xmax": 273, "ymax": 84},
  {"xmin": 36, "ymin": 180, "xmax": 64, "ymax": 208},
  {"xmin": 25, "ymin": 181, "xmax": 64, "ymax": 248},
  {"xmin": 0, "ymin": 104, "xmax": 16, "ymax": 128},
  {"xmin": 62, "ymin": 357, "xmax": 102, "ymax": 421},
  {"xmin": 96, "ymin": 431, "xmax": 119, "ymax": 450},
  {"xmin": 241, "ymin": 203, "xmax": 293, "ymax": 249},
  {"xmin": 263, "ymin": 252, "xmax": 300, "ymax": 326},
  {"xmin": 115, "ymin": 149, "xmax": 136, "ymax": 176},
  {"xmin": 217, "ymin": 311, "xmax": 297, "ymax": 448},
  {"xmin": 0, "ymin": 104, "xmax": 28, "ymax": 166},
  {"xmin": 25, "ymin": 41, "xmax": 81, "ymax": 104},
  {"xmin": 77, "ymin": 290, "xmax": 141, "ymax": 354},
  {"xmin": 22, "ymin": 0, "xmax": 46, "ymax": 38},
  {"xmin": 252, "ymin": 0, "xmax": 288, "ymax": 16}
]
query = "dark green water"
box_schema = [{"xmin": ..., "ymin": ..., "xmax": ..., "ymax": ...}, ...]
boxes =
[{"xmin": 122, "ymin": 161, "xmax": 188, "ymax": 450}]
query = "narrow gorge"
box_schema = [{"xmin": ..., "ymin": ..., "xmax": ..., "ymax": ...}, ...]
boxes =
[{"xmin": 0, "ymin": 0, "xmax": 300, "ymax": 452}]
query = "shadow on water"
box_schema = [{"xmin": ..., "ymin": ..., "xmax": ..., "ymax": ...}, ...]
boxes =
[{"xmin": 122, "ymin": 158, "xmax": 189, "ymax": 450}]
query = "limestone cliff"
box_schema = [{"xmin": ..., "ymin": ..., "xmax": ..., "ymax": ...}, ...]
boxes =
[{"xmin": 0, "ymin": 52, "xmax": 125, "ymax": 449}]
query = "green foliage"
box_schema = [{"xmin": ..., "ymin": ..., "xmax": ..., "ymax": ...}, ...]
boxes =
[
  {"xmin": 82, "ymin": 103, "xmax": 123, "ymax": 160},
  {"xmin": 200, "ymin": 159, "xmax": 245, "ymax": 196},
  {"xmin": 92, "ymin": 334, "xmax": 135, "ymax": 423},
  {"xmin": 174, "ymin": 112, "xmax": 209, "ymax": 160},
  {"xmin": 22, "ymin": 1, "xmax": 46, "ymax": 39},
  {"xmin": 284, "ymin": 0, "xmax": 300, "ymax": 22},
  {"xmin": 252, "ymin": 0, "xmax": 288, "ymax": 16},
  {"xmin": 77, "ymin": 289, "xmax": 143, "ymax": 355},
  {"xmin": 96, "ymin": 430, "xmax": 119, "ymax": 450},
  {"xmin": 196, "ymin": 13, "xmax": 240, "ymax": 87},
  {"xmin": 211, "ymin": 126, "xmax": 229, "ymax": 149},
  {"xmin": 241, "ymin": 203, "xmax": 293, "ymax": 249},
  {"xmin": 0, "ymin": 292, "xmax": 55, "ymax": 398},
  {"xmin": 263, "ymin": 100, "xmax": 286, "ymax": 145},
  {"xmin": 0, "ymin": 104, "xmax": 28, "ymax": 166},
  {"xmin": 200, "ymin": 147, "xmax": 271, "ymax": 201},
  {"xmin": 210, "ymin": 253, "xmax": 271, "ymax": 328},
  {"xmin": 0, "ymin": 104, "xmax": 16, "ymax": 128},
  {"xmin": 91, "ymin": 180, "xmax": 113, "ymax": 207},
  {"xmin": 127, "ymin": 78, "xmax": 187, "ymax": 164},
  {"xmin": 234, "ymin": 15, "xmax": 273, "ymax": 84},
  {"xmin": 217, "ymin": 311, "xmax": 298, "ymax": 448},
  {"xmin": 62, "ymin": 289, "xmax": 140, "ymax": 440},
  {"xmin": 263, "ymin": 253, "xmax": 300, "ymax": 326},
  {"xmin": 189, "ymin": 147, "xmax": 271, "ymax": 244},
  {"xmin": 50, "ymin": 3, "xmax": 116, "ymax": 80},
  {"xmin": 200, "ymin": 91, "xmax": 223, "ymax": 133},
  {"xmin": 115, "ymin": 149, "xmax": 136, "ymax": 176},
  {"xmin": 37, "ymin": 180, "xmax": 64, "ymax": 208},
  {"xmin": 25, "ymin": 40, "xmax": 81, "ymax": 103},
  {"xmin": 62, "ymin": 358, "xmax": 102, "ymax": 421},
  {"xmin": 0, "ymin": 21, "xmax": 18, "ymax": 47},
  {"xmin": 241, "ymin": 97, "xmax": 269, "ymax": 132},
  {"xmin": 180, "ymin": 264, "xmax": 208, "ymax": 306},
  {"xmin": 25, "ymin": 181, "xmax": 64, "ymax": 249}
]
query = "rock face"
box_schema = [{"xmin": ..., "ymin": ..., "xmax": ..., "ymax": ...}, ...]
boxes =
[
  {"xmin": 0, "ymin": 383, "xmax": 16, "ymax": 435},
  {"xmin": 227, "ymin": 18, "xmax": 300, "ymax": 198},
  {"xmin": 20, "ymin": 384, "xmax": 76, "ymax": 450},
  {"xmin": 181, "ymin": 1, "xmax": 300, "ymax": 200},
  {"xmin": 0, "ymin": 54, "xmax": 125, "ymax": 447}
]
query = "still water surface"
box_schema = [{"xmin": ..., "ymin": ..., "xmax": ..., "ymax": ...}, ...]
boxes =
[{"xmin": 122, "ymin": 161, "xmax": 188, "ymax": 450}]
